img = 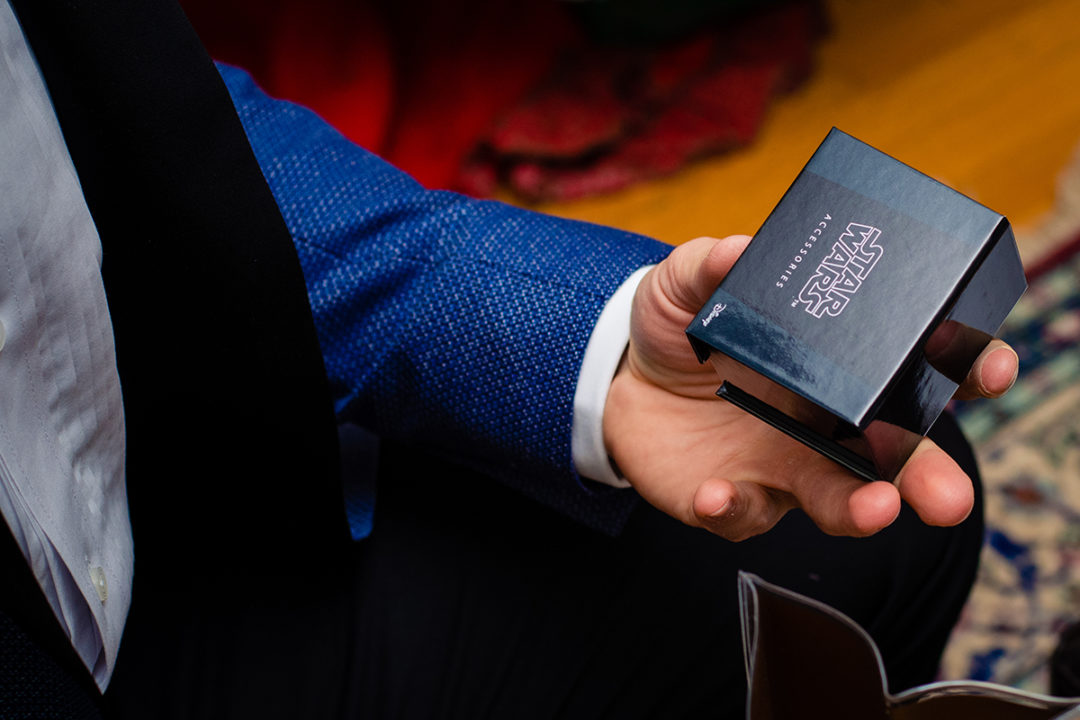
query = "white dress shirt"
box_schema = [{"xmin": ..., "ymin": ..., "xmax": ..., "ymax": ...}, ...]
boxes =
[
  {"xmin": 0, "ymin": 0, "xmax": 643, "ymax": 691},
  {"xmin": 0, "ymin": 0, "xmax": 132, "ymax": 690}
]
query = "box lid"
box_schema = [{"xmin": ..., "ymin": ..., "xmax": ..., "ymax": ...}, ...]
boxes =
[{"xmin": 687, "ymin": 129, "xmax": 1011, "ymax": 428}]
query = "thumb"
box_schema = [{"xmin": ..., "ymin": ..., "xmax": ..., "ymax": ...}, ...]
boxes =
[{"xmin": 655, "ymin": 235, "xmax": 752, "ymax": 314}]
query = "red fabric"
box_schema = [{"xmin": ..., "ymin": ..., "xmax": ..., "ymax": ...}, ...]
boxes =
[
  {"xmin": 182, "ymin": 0, "xmax": 824, "ymax": 201},
  {"xmin": 473, "ymin": 2, "xmax": 823, "ymax": 201},
  {"xmin": 183, "ymin": 0, "xmax": 572, "ymax": 189},
  {"xmin": 183, "ymin": 0, "xmax": 396, "ymax": 152}
]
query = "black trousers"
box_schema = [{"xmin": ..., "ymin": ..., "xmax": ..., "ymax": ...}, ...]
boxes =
[{"xmin": 2, "ymin": 413, "xmax": 982, "ymax": 719}]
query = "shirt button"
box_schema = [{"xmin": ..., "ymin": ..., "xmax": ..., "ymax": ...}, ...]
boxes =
[{"xmin": 88, "ymin": 566, "xmax": 108, "ymax": 603}]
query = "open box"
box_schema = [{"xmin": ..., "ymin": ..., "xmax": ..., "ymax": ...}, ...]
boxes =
[{"xmin": 686, "ymin": 129, "xmax": 1026, "ymax": 482}]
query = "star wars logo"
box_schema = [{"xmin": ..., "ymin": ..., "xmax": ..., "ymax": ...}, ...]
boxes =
[{"xmin": 794, "ymin": 223, "xmax": 883, "ymax": 318}]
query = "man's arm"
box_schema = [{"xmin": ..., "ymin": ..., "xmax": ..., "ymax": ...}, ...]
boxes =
[
  {"xmin": 219, "ymin": 63, "xmax": 671, "ymax": 533},
  {"xmin": 220, "ymin": 64, "xmax": 1017, "ymax": 542}
]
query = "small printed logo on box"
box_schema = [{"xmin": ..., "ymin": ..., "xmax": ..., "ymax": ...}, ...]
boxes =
[
  {"xmin": 701, "ymin": 303, "xmax": 727, "ymax": 327},
  {"xmin": 793, "ymin": 223, "xmax": 883, "ymax": 318}
]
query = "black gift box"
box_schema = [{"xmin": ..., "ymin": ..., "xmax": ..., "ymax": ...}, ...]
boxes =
[{"xmin": 686, "ymin": 129, "xmax": 1026, "ymax": 482}]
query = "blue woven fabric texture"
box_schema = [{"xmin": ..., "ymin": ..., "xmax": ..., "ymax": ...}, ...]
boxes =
[{"xmin": 219, "ymin": 64, "xmax": 673, "ymax": 534}]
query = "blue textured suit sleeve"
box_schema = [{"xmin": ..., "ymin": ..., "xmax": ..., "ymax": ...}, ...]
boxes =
[{"xmin": 218, "ymin": 64, "xmax": 673, "ymax": 533}]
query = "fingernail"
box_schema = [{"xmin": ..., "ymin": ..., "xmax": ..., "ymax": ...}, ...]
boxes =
[
  {"xmin": 983, "ymin": 346, "xmax": 1019, "ymax": 395},
  {"xmin": 709, "ymin": 498, "xmax": 733, "ymax": 517}
]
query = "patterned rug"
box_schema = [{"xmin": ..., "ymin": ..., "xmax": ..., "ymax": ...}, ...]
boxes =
[{"xmin": 940, "ymin": 147, "xmax": 1080, "ymax": 693}]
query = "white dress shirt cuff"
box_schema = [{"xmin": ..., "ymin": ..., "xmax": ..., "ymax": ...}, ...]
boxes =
[{"xmin": 572, "ymin": 265, "xmax": 655, "ymax": 489}]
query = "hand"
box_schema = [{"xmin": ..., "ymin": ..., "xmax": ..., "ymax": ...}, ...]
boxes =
[{"xmin": 602, "ymin": 235, "xmax": 1019, "ymax": 541}]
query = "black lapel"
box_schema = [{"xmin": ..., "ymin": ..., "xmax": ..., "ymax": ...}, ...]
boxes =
[{"xmin": 8, "ymin": 0, "xmax": 349, "ymax": 575}]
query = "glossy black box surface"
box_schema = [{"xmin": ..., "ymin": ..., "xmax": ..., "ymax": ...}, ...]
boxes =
[{"xmin": 686, "ymin": 129, "xmax": 1026, "ymax": 480}]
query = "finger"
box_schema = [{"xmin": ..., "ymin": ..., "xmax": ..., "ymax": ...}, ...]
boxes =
[
  {"xmin": 697, "ymin": 234, "xmax": 752, "ymax": 293},
  {"xmin": 791, "ymin": 467, "xmax": 902, "ymax": 537},
  {"xmin": 658, "ymin": 235, "xmax": 752, "ymax": 313},
  {"xmin": 893, "ymin": 437, "xmax": 974, "ymax": 526},
  {"xmin": 691, "ymin": 477, "xmax": 793, "ymax": 542},
  {"xmin": 954, "ymin": 339, "xmax": 1018, "ymax": 400}
]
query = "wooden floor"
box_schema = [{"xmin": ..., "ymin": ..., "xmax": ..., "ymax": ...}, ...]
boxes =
[{"xmin": 530, "ymin": 0, "xmax": 1080, "ymax": 267}]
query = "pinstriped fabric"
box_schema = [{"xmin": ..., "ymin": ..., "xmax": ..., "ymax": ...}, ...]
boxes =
[{"xmin": 219, "ymin": 65, "xmax": 672, "ymax": 534}]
